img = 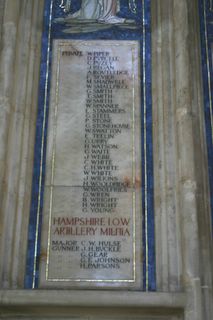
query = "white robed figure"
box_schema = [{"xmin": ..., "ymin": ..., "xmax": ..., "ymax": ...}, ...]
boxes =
[{"xmin": 59, "ymin": 0, "xmax": 137, "ymax": 24}]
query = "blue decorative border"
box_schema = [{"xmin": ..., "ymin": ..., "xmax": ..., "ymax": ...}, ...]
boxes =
[
  {"xmin": 25, "ymin": 0, "xmax": 156, "ymax": 290},
  {"xmin": 199, "ymin": 0, "xmax": 213, "ymax": 229},
  {"xmin": 25, "ymin": 0, "xmax": 54, "ymax": 289},
  {"xmin": 141, "ymin": 0, "xmax": 155, "ymax": 291}
]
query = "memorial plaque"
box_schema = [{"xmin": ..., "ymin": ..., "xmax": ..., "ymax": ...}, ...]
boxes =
[
  {"xmin": 25, "ymin": 0, "xmax": 155, "ymax": 291},
  {"xmin": 39, "ymin": 40, "xmax": 142, "ymax": 288}
]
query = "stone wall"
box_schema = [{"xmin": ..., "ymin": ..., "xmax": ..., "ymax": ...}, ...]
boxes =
[{"xmin": 0, "ymin": 0, "xmax": 212, "ymax": 319}]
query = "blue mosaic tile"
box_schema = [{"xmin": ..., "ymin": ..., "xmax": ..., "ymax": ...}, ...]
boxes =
[{"xmin": 199, "ymin": 0, "xmax": 213, "ymax": 229}]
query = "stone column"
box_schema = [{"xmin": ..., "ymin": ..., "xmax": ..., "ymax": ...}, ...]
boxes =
[
  {"xmin": 152, "ymin": 0, "xmax": 213, "ymax": 318},
  {"xmin": 0, "ymin": 0, "xmax": 44, "ymax": 288},
  {"xmin": 152, "ymin": 0, "xmax": 182, "ymax": 292},
  {"xmin": 174, "ymin": 0, "xmax": 213, "ymax": 318},
  {"xmin": 173, "ymin": 0, "xmax": 202, "ymax": 318}
]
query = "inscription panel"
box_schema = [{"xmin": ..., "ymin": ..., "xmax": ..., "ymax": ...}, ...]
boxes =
[{"xmin": 39, "ymin": 40, "xmax": 142, "ymax": 288}]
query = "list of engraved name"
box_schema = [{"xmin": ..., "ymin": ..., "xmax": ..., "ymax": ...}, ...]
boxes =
[
  {"xmin": 44, "ymin": 42, "xmax": 141, "ymax": 285},
  {"xmin": 52, "ymin": 51, "xmax": 132, "ymax": 271}
]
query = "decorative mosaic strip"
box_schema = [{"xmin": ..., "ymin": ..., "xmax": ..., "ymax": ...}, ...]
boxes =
[{"xmin": 199, "ymin": 0, "xmax": 213, "ymax": 228}]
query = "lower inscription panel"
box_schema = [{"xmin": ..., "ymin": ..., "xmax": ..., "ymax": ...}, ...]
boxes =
[{"xmin": 39, "ymin": 40, "xmax": 142, "ymax": 289}]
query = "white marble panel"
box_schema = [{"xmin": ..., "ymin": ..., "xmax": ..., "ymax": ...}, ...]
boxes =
[{"xmin": 39, "ymin": 40, "xmax": 142, "ymax": 289}]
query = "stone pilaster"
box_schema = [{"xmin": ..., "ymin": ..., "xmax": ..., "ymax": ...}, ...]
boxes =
[
  {"xmin": 0, "ymin": 0, "xmax": 44, "ymax": 288},
  {"xmin": 152, "ymin": 0, "xmax": 182, "ymax": 292},
  {"xmin": 152, "ymin": 0, "xmax": 212, "ymax": 318}
]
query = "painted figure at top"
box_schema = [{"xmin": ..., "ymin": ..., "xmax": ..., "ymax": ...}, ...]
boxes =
[{"xmin": 59, "ymin": 0, "xmax": 137, "ymax": 23}]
